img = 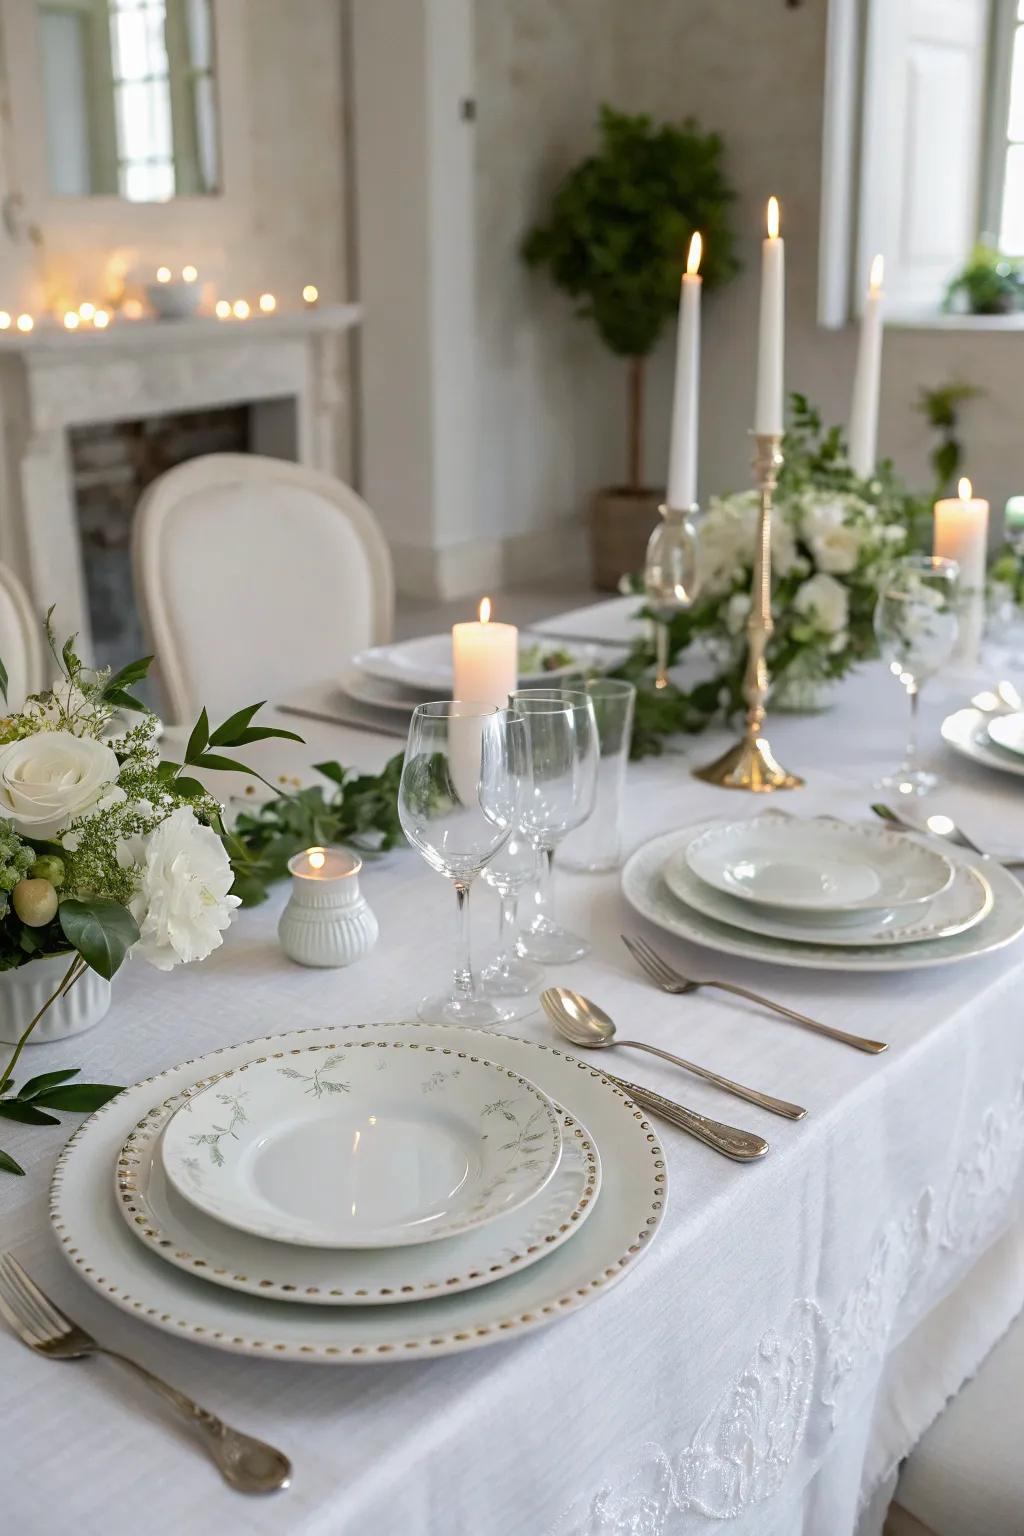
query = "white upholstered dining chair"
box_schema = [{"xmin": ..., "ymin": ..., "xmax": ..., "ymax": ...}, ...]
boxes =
[
  {"xmin": 132, "ymin": 454, "xmax": 394, "ymax": 723},
  {"xmin": 0, "ymin": 561, "xmax": 43, "ymax": 710}
]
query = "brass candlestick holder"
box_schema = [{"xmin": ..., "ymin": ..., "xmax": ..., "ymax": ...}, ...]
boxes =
[{"xmin": 693, "ymin": 432, "xmax": 803, "ymax": 791}]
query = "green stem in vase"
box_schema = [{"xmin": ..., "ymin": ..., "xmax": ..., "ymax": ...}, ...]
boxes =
[{"xmin": 0, "ymin": 954, "xmax": 85, "ymax": 1096}]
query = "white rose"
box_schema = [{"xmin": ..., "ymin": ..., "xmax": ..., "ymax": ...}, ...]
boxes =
[
  {"xmin": 793, "ymin": 572, "xmax": 849, "ymax": 635},
  {"xmin": 802, "ymin": 500, "xmax": 860, "ymax": 575},
  {"xmin": 725, "ymin": 592, "xmax": 751, "ymax": 634},
  {"xmin": 0, "ymin": 729, "xmax": 121, "ymax": 838},
  {"xmin": 127, "ymin": 807, "xmax": 241, "ymax": 971}
]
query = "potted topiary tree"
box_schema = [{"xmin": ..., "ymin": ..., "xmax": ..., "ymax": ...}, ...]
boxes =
[{"xmin": 523, "ymin": 105, "xmax": 739, "ymax": 588}]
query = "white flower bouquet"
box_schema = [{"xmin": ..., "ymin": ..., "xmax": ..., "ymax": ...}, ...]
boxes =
[{"xmin": 0, "ymin": 614, "xmax": 301, "ymax": 1174}]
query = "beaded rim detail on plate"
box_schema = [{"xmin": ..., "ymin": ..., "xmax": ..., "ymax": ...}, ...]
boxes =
[
  {"xmin": 50, "ymin": 1022, "xmax": 666, "ymax": 1362},
  {"xmin": 115, "ymin": 1078, "xmax": 600, "ymax": 1304}
]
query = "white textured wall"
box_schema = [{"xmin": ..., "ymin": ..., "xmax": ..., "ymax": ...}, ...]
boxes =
[{"xmin": 475, "ymin": 0, "xmax": 1024, "ymax": 531}]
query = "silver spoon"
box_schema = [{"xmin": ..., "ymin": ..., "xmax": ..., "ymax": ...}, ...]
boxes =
[
  {"xmin": 872, "ymin": 802, "xmax": 1024, "ymax": 868},
  {"xmin": 541, "ymin": 987, "xmax": 807, "ymax": 1120}
]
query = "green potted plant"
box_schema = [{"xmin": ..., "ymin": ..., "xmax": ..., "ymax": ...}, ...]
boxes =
[
  {"xmin": 523, "ymin": 105, "xmax": 739, "ymax": 588},
  {"xmin": 944, "ymin": 243, "xmax": 1024, "ymax": 315}
]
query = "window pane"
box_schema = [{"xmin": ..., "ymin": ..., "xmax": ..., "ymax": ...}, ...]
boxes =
[
  {"xmin": 110, "ymin": 2, "xmax": 168, "ymax": 82},
  {"xmin": 120, "ymin": 160, "xmax": 174, "ymax": 202},
  {"xmin": 1018, "ymin": 0, "xmax": 1024, "ymax": 19},
  {"xmin": 1008, "ymin": 26, "xmax": 1024, "ymax": 140},
  {"xmin": 1000, "ymin": 144, "xmax": 1024, "ymax": 251}
]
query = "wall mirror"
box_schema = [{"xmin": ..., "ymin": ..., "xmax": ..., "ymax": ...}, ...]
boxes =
[{"xmin": 37, "ymin": 0, "xmax": 219, "ymax": 200}]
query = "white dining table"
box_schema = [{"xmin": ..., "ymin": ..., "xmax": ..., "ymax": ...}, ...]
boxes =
[{"xmin": 2, "ymin": 596, "xmax": 1023, "ymax": 1536}]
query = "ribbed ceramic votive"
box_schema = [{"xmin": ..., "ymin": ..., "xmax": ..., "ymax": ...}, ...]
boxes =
[{"xmin": 278, "ymin": 847, "xmax": 379, "ymax": 968}]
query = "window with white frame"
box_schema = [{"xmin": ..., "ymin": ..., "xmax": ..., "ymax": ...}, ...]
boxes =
[{"xmin": 992, "ymin": 1, "xmax": 1024, "ymax": 252}]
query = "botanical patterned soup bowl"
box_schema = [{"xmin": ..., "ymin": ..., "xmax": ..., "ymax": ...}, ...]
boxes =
[{"xmin": 160, "ymin": 1040, "xmax": 563, "ymax": 1249}]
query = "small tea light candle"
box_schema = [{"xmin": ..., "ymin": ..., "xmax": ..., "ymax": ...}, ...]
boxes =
[
  {"xmin": 278, "ymin": 846, "xmax": 379, "ymax": 967},
  {"xmin": 934, "ymin": 476, "xmax": 989, "ymax": 665},
  {"xmin": 452, "ymin": 597, "xmax": 518, "ymax": 707}
]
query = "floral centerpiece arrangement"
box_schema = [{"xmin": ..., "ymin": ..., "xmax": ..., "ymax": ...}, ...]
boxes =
[
  {"xmin": 0, "ymin": 615, "xmax": 300, "ymax": 1175},
  {"xmin": 617, "ymin": 397, "xmax": 932, "ymax": 756}
]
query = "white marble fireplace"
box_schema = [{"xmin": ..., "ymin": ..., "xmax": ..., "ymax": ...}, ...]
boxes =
[{"xmin": 0, "ymin": 303, "xmax": 360, "ymax": 659}]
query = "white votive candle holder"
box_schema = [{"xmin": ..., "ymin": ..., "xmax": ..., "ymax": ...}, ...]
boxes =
[{"xmin": 278, "ymin": 847, "xmax": 379, "ymax": 968}]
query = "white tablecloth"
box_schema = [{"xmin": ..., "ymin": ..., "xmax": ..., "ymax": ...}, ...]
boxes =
[{"xmin": 2, "ymin": 599, "xmax": 1023, "ymax": 1536}]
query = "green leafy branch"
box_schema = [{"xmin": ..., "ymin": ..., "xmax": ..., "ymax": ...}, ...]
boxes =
[{"xmin": 0, "ymin": 1068, "xmax": 121, "ymax": 1176}]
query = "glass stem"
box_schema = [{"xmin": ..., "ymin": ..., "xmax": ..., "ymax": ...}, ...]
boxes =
[
  {"xmin": 655, "ymin": 622, "xmax": 669, "ymax": 689},
  {"xmin": 531, "ymin": 845, "xmax": 556, "ymax": 929},
  {"xmin": 904, "ymin": 684, "xmax": 920, "ymax": 770},
  {"xmin": 497, "ymin": 890, "xmax": 518, "ymax": 969},
  {"xmin": 453, "ymin": 881, "xmax": 474, "ymax": 1001}
]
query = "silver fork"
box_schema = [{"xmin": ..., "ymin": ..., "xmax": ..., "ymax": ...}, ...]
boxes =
[
  {"xmin": 0, "ymin": 1254, "xmax": 292, "ymax": 1494},
  {"xmin": 622, "ymin": 934, "xmax": 888, "ymax": 1055}
]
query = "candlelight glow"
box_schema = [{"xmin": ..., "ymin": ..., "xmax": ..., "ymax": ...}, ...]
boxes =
[
  {"xmin": 959, "ymin": 477, "xmax": 973, "ymax": 501},
  {"xmin": 16, "ymin": 314, "xmax": 33, "ymax": 333},
  {"xmin": 63, "ymin": 312, "xmax": 79, "ymax": 330},
  {"xmin": 302, "ymin": 284, "xmax": 319, "ymax": 304},
  {"xmin": 686, "ymin": 231, "xmax": 702, "ymax": 276},
  {"xmin": 766, "ymin": 196, "xmax": 780, "ymax": 240},
  {"xmin": 0, "ymin": 312, "xmax": 10, "ymax": 330},
  {"xmin": 232, "ymin": 299, "xmax": 250, "ymax": 319},
  {"xmin": 93, "ymin": 309, "xmax": 109, "ymax": 329},
  {"xmin": 308, "ymin": 848, "xmax": 326, "ymax": 871},
  {"xmin": 869, "ymin": 253, "xmax": 884, "ymax": 292},
  {"xmin": 479, "ymin": 596, "xmax": 491, "ymax": 624},
  {"xmin": 123, "ymin": 298, "xmax": 143, "ymax": 319},
  {"xmin": 215, "ymin": 299, "xmax": 231, "ymax": 319},
  {"xmin": 156, "ymin": 266, "xmax": 172, "ymax": 283},
  {"xmin": 182, "ymin": 264, "xmax": 198, "ymax": 283},
  {"xmin": 259, "ymin": 292, "xmax": 276, "ymax": 313},
  {"xmin": 79, "ymin": 301, "xmax": 95, "ymax": 320}
]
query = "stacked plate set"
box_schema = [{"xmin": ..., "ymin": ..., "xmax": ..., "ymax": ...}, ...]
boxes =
[
  {"xmin": 335, "ymin": 633, "xmax": 630, "ymax": 729},
  {"xmin": 622, "ymin": 815, "xmax": 1024, "ymax": 973},
  {"xmin": 942, "ymin": 697, "xmax": 1024, "ymax": 782},
  {"xmin": 50, "ymin": 1022, "xmax": 667, "ymax": 1363}
]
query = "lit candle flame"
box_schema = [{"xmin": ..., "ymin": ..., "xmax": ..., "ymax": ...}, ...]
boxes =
[
  {"xmin": 79, "ymin": 301, "xmax": 95, "ymax": 321},
  {"xmin": 259, "ymin": 293, "xmax": 277, "ymax": 313},
  {"xmin": 0, "ymin": 312, "xmax": 10, "ymax": 330},
  {"xmin": 766, "ymin": 196, "xmax": 780, "ymax": 240},
  {"xmin": 308, "ymin": 848, "xmax": 326, "ymax": 871},
  {"xmin": 869, "ymin": 253, "xmax": 884, "ymax": 292},
  {"xmin": 959, "ymin": 477, "xmax": 973, "ymax": 501},
  {"xmin": 63, "ymin": 312, "xmax": 79, "ymax": 330},
  {"xmin": 232, "ymin": 298, "xmax": 250, "ymax": 319},
  {"xmin": 302, "ymin": 284, "xmax": 319, "ymax": 304},
  {"xmin": 478, "ymin": 596, "xmax": 491, "ymax": 624},
  {"xmin": 156, "ymin": 266, "xmax": 171, "ymax": 283},
  {"xmin": 16, "ymin": 314, "xmax": 33, "ymax": 333},
  {"xmin": 686, "ymin": 231, "xmax": 702, "ymax": 276},
  {"xmin": 93, "ymin": 309, "xmax": 109, "ymax": 329},
  {"xmin": 182, "ymin": 265, "xmax": 198, "ymax": 283},
  {"xmin": 215, "ymin": 299, "xmax": 231, "ymax": 319}
]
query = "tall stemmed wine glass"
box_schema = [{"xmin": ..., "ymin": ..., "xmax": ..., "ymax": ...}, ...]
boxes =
[
  {"xmin": 644, "ymin": 507, "xmax": 701, "ymax": 689},
  {"xmin": 398, "ymin": 702, "xmax": 529, "ymax": 1025},
  {"xmin": 874, "ymin": 554, "xmax": 959, "ymax": 797},
  {"xmin": 510, "ymin": 688, "xmax": 598, "ymax": 963}
]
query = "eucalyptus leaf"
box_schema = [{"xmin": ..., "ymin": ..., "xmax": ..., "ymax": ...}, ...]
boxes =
[
  {"xmin": 31, "ymin": 1082, "xmax": 122, "ymax": 1112},
  {"xmin": 185, "ymin": 707, "xmax": 210, "ymax": 763},
  {"xmin": 103, "ymin": 655, "xmax": 154, "ymax": 695},
  {"xmin": 0, "ymin": 1099, "xmax": 60, "ymax": 1125},
  {"xmin": 59, "ymin": 897, "xmax": 139, "ymax": 980},
  {"xmin": 17, "ymin": 1067, "xmax": 80, "ymax": 1100},
  {"xmin": 0, "ymin": 1148, "xmax": 25, "ymax": 1176},
  {"xmin": 208, "ymin": 701, "xmax": 265, "ymax": 745}
]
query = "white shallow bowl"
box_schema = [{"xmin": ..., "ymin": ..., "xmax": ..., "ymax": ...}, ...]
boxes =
[
  {"xmin": 684, "ymin": 816, "xmax": 954, "ymax": 916},
  {"xmin": 663, "ymin": 847, "xmax": 992, "ymax": 948},
  {"xmin": 622, "ymin": 824, "xmax": 1024, "ymax": 974},
  {"xmin": 117, "ymin": 1096, "xmax": 600, "ymax": 1305},
  {"xmin": 941, "ymin": 708, "xmax": 1024, "ymax": 780},
  {"xmin": 161, "ymin": 1041, "xmax": 563, "ymax": 1249},
  {"xmin": 351, "ymin": 632, "xmax": 628, "ymax": 693},
  {"xmin": 986, "ymin": 712, "xmax": 1024, "ymax": 758},
  {"xmin": 51, "ymin": 1022, "xmax": 666, "ymax": 1364}
]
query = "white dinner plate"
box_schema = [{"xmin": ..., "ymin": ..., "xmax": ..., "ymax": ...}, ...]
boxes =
[
  {"xmin": 663, "ymin": 845, "xmax": 992, "ymax": 948},
  {"xmin": 623, "ymin": 824, "xmax": 1024, "ymax": 973},
  {"xmin": 351, "ymin": 632, "xmax": 630, "ymax": 693},
  {"xmin": 339, "ymin": 669, "xmax": 421, "ymax": 715},
  {"xmin": 51, "ymin": 1022, "xmax": 666, "ymax": 1364},
  {"xmin": 941, "ymin": 707, "xmax": 1024, "ymax": 780},
  {"xmin": 683, "ymin": 816, "xmax": 954, "ymax": 916},
  {"xmin": 117, "ymin": 1095, "xmax": 600, "ymax": 1306},
  {"xmin": 986, "ymin": 711, "xmax": 1024, "ymax": 758},
  {"xmin": 161, "ymin": 1041, "xmax": 563, "ymax": 1249}
]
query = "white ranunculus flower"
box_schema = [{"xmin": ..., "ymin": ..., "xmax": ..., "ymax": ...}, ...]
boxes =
[
  {"xmin": 127, "ymin": 806, "xmax": 241, "ymax": 971},
  {"xmin": 802, "ymin": 499, "xmax": 861, "ymax": 575},
  {"xmin": 794, "ymin": 572, "xmax": 849, "ymax": 635},
  {"xmin": 0, "ymin": 729, "xmax": 120, "ymax": 838}
]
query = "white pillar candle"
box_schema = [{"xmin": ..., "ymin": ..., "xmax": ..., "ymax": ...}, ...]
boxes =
[
  {"xmin": 848, "ymin": 254, "xmax": 885, "ymax": 479},
  {"xmin": 452, "ymin": 597, "xmax": 518, "ymax": 706},
  {"xmin": 754, "ymin": 196, "xmax": 785, "ymax": 436},
  {"xmin": 666, "ymin": 232, "xmax": 703, "ymax": 509},
  {"xmin": 934, "ymin": 477, "xmax": 989, "ymax": 666}
]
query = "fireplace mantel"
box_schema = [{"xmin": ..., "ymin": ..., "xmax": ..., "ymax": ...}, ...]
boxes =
[{"xmin": 0, "ymin": 303, "xmax": 361, "ymax": 655}]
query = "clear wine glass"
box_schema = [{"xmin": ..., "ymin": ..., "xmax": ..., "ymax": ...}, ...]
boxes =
[
  {"xmin": 479, "ymin": 830, "xmax": 544, "ymax": 1006},
  {"xmin": 509, "ymin": 688, "xmax": 598, "ymax": 963},
  {"xmin": 644, "ymin": 507, "xmax": 701, "ymax": 689},
  {"xmin": 398, "ymin": 702, "xmax": 529, "ymax": 1025},
  {"xmin": 874, "ymin": 554, "xmax": 960, "ymax": 797}
]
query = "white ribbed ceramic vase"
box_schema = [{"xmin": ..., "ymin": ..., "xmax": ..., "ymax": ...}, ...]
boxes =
[
  {"xmin": 0, "ymin": 952, "xmax": 112, "ymax": 1045},
  {"xmin": 278, "ymin": 847, "xmax": 379, "ymax": 968}
]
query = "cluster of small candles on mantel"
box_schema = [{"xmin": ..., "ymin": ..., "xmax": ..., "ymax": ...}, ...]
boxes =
[{"xmin": 0, "ymin": 267, "xmax": 322, "ymax": 335}]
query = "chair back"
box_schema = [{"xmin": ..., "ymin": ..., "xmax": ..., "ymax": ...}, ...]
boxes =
[{"xmin": 0, "ymin": 563, "xmax": 43, "ymax": 710}]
